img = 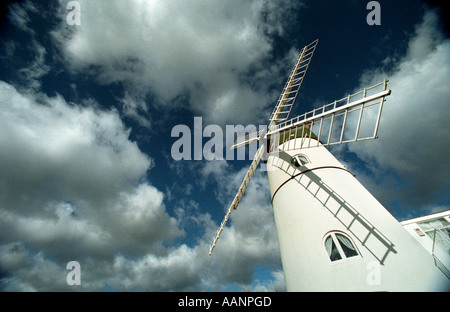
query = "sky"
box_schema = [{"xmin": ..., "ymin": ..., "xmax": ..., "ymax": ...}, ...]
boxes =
[{"xmin": 0, "ymin": 0, "xmax": 448, "ymax": 292}]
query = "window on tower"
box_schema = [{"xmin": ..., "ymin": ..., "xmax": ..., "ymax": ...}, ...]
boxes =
[{"xmin": 324, "ymin": 232, "xmax": 359, "ymax": 262}]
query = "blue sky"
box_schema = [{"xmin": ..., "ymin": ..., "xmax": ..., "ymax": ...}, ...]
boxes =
[{"xmin": 0, "ymin": 0, "xmax": 448, "ymax": 291}]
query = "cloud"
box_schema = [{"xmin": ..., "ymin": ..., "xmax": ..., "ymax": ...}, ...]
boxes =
[
  {"xmin": 0, "ymin": 243, "xmax": 69, "ymax": 291},
  {"xmin": 1, "ymin": 0, "xmax": 296, "ymax": 292},
  {"xmin": 0, "ymin": 80, "xmax": 283, "ymax": 291},
  {"xmin": 108, "ymin": 244, "xmax": 206, "ymax": 291},
  {"xmin": 52, "ymin": 0, "xmax": 302, "ymax": 125},
  {"xmin": 15, "ymin": 41, "xmax": 51, "ymax": 91},
  {"xmin": 0, "ymin": 81, "xmax": 190, "ymax": 290},
  {"xmin": 344, "ymin": 10, "xmax": 450, "ymax": 209},
  {"xmin": 0, "ymin": 81, "xmax": 152, "ymax": 212},
  {"xmin": 3, "ymin": 1, "xmax": 51, "ymax": 91},
  {"xmin": 7, "ymin": 0, "xmax": 38, "ymax": 33},
  {"xmin": 197, "ymin": 162, "xmax": 284, "ymax": 290},
  {"xmin": 160, "ymin": 158, "xmax": 284, "ymax": 291}
]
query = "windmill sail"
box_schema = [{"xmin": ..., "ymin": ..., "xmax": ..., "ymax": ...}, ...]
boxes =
[
  {"xmin": 267, "ymin": 80, "xmax": 391, "ymax": 152},
  {"xmin": 209, "ymin": 145, "xmax": 265, "ymax": 255},
  {"xmin": 269, "ymin": 39, "xmax": 318, "ymax": 127},
  {"xmin": 230, "ymin": 129, "xmax": 265, "ymax": 150},
  {"xmin": 209, "ymin": 40, "xmax": 319, "ymax": 256},
  {"xmin": 229, "ymin": 39, "xmax": 319, "ymax": 151}
]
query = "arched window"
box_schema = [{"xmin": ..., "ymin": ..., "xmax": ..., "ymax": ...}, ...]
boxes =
[{"xmin": 324, "ymin": 232, "xmax": 359, "ymax": 262}]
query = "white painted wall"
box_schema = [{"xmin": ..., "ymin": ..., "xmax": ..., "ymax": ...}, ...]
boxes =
[{"xmin": 266, "ymin": 138, "xmax": 449, "ymax": 291}]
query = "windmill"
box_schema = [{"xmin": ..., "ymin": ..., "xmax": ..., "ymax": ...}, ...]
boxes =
[{"xmin": 208, "ymin": 40, "xmax": 449, "ymax": 291}]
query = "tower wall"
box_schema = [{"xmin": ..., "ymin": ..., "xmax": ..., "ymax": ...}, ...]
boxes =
[{"xmin": 266, "ymin": 138, "xmax": 448, "ymax": 291}]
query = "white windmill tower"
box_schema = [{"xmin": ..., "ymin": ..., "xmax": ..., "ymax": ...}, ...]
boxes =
[{"xmin": 209, "ymin": 39, "xmax": 449, "ymax": 291}]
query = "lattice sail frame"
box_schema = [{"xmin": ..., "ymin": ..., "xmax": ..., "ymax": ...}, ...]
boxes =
[
  {"xmin": 208, "ymin": 146, "xmax": 265, "ymax": 255},
  {"xmin": 267, "ymin": 80, "xmax": 391, "ymax": 153},
  {"xmin": 269, "ymin": 39, "xmax": 319, "ymax": 127}
]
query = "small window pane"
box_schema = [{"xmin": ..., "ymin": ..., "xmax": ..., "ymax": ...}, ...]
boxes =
[
  {"xmin": 325, "ymin": 236, "xmax": 342, "ymax": 261},
  {"xmin": 298, "ymin": 155, "xmax": 309, "ymax": 165},
  {"xmin": 336, "ymin": 234, "xmax": 358, "ymax": 258}
]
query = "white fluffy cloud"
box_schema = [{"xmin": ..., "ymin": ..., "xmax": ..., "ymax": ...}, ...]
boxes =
[
  {"xmin": 0, "ymin": 81, "xmax": 151, "ymax": 211},
  {"xmin": 53, "ymin": 0, "xmax": 301, "ymax": 125},
  {"xmin": 197, "ymin": 162, "xmax": 284, "ymax": 290},
  {"xmin": 343, "ymin": 11, "xmax": 450, "ymax": 208},
  {"xmin": 0, "ymin": 80, "xmax": 284, "ymax": 291},
  {"xmin": 0, "ymin": 81, "xmax": 189, "ymax": 289}
]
